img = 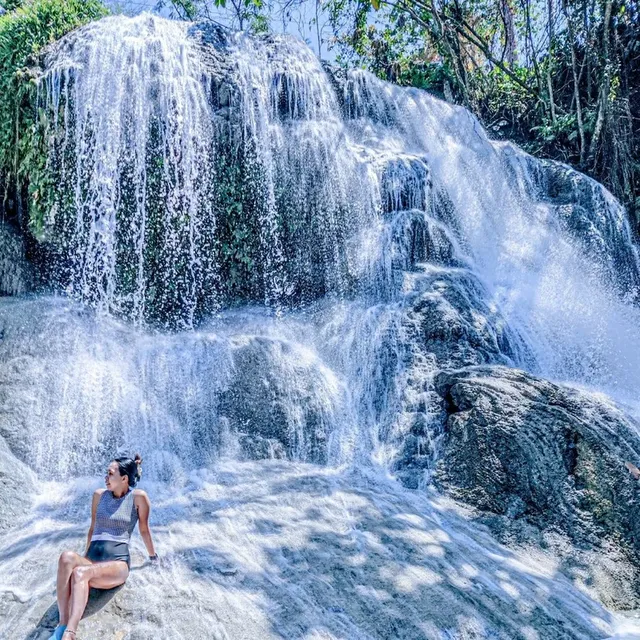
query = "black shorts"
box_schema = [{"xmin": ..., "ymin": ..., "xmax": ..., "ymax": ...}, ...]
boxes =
[{"xmin": 86, "ymin": 540, "xmax": 130, "ymax": 568}]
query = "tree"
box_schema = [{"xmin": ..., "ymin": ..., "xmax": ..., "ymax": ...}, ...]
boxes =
[
  {"xmin": 158, "ymin": 0, "xmax": 270, "ymax": 30},
  {"xmin": 0, "ymin": 0, "xmax": 25, "ymax": 10},
  {"xmin": 324, "ymin": 0, "xmax": 640, "ymax": 228}
]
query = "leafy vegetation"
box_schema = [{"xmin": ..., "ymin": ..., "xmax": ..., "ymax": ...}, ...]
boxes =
[
  {"xmin": 0, "ymin": 0, "xmax": 108, "ymax": 232},
  {"xmin": 323, "ymin": 0, "xmax": 640, "ymax": 229},
  {"xmin": 156, "ymin": 0, "xmax": 270, "ymax": 31}
]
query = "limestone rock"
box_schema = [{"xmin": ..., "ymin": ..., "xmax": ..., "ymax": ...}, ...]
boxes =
[
  {"xmin": 429, "ymin": 365, "xmax": 640, "ymax": 607},
  {"xmin": 387, "ymin": 267, "xmax": 534, "ymax": 486},
  {"xmin": 220, "ymin": 336, "xmax": 341, "ymax": 464},
  {"xmin": 502, "ymin": 144, "xmax": 640, "ymax": 302},
  {"xmin": 432, "ymin": 365, "xmax": 640, "ymax": 552},
  {"xmin": 0, "ymin": 436, "xmax": 36, "ymax": 532},
  {"xmin": 404, "ymin": 270, "xmax": 526, "ymax": 370}
]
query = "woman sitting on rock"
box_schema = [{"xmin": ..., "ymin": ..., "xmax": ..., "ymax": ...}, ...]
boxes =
[{"xmin": 50, "ymin": 454, "xmax": 157, "ymax": 640}]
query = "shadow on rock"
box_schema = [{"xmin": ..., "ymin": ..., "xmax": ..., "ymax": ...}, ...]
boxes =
[{"xmin": 24, "ymin": 586, "xmax": 123, "ymax": 640}]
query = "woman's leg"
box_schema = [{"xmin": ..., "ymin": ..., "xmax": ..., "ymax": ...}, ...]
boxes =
[
  {"xmin": 63, "ymin": 561, "xmax": 129, "ymax": 638},
  {"xmin": 56, "ymin": 552, "xmax": 91, "ymax": 625}
]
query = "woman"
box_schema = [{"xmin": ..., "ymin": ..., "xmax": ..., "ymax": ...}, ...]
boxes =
[{"xmin": 50, "ymin": 454, "xmax": 158, "ymax": 640}]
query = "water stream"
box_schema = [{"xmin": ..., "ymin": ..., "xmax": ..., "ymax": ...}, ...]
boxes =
[{"xmin": 2, "ymin": 12, "xmax": 640, "ymax": 638}]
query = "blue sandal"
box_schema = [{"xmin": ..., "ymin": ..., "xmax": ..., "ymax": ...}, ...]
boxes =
[{"xmin": 47, "ymin": 625, "xmax": 66, "ymax": 640}]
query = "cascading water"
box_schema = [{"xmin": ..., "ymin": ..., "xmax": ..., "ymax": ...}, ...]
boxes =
[
  {"xmin": 2, "ymin": 12, "xmax": 640, "ymax": 639},
  {"xmin": 39, "ymin": 16, "xmax": 218, "ymax": 326},
  {"xmin": 12, "ymin": 10, "xmax": 640, "ymax": 476},
  {"xmin": 37, "ymin": 15, "xmax": 379, "ymax": 326}
]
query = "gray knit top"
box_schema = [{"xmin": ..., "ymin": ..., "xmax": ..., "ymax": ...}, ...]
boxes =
[{"xmin": 91, "ymin": 489, "xmax": 139, "ymax": 544}]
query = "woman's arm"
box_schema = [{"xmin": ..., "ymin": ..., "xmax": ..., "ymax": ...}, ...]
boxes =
[
  {"xmin": 84, "ymin": 489, "xmax": 103, "ymax": 555},
  {"xmin": 135, "ymin": 490, "xmax": 157, "ymax": 559}
]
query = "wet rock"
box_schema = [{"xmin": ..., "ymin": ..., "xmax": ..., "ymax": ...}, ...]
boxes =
[
  {"xmin": 0, "ymin": 220, "xmax": 32, "ymax": 296},
  {"xmin": 403, "ymin": 270, "xmax": 526, "ymax": 369},
  {"xmin": 358, "ymin": 264, "xmax": 535, "ymax": 488},
  {"xmin": 0, "ymin": 299, "xmax": 343, "ymax": 473},
  {"xmin": 237, "ymin": 433, "xmax": 287, "ymax": 461},
  {"xmin": 0, "ymin": 436, "xmax": 35, "ymax": 531},
  {"xmin": 502, "ymin": 145, "xmax": 640, "ymax": 302},
  {"xmin": 220, "ymin": 336, "xmax": 342, "ymax": 464},
  {"xmin": 380, "ymin": 158, "xmax": 432, "ymax": 214},
  {"xmin": 430, "ymin": 364, "xmax": 640, "ymax": 605},
  {"xmin": 0, "ymin": 298, "xmax": 110, "ymax": 468},
  {"xmin": 7, "ymin": 461, "xmax": 630, "ymax": 639}
]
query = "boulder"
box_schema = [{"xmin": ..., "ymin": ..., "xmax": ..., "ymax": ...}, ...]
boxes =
[
  {"xmin": 387, "ymin": 267, "xmax": 535, "ymax": 486},
  {"xmin": 430, "ymin": 364, "xmax": 640, "ymax": 606},
  {"xmin": 432, "ymin": 365, "xmax": 640, "ymax": 541},
  {"xmin": 220, "ymin": 335, "xmax": 343, "ymax": 464},
  {"xmin": 403, "ymin": 269, "xmax": 527, "ymax": 370}
]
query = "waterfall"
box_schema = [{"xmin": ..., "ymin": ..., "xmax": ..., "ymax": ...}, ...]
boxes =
[
  {"xmin": 39, "ymin": 16, "xmax": 217, "ymax": 327},
  {"xmin": 4, "ymin": 12, "xmax": 640, "ymax": 481},
  {"xmin": 4, "ymin": 13, "xmax": 640, "ymax": 638}
]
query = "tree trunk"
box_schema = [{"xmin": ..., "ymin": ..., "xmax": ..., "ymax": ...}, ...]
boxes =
[
  {"xmin": 562, "ymin": 0, "xmax": 586, "ymax": 164},
  {"xmin": 499, "ymin": 0, "xmax": 517, "ymax": 65},
  {"xmin": 546, "ymin": 0, "xmax": 556, "ymax": 123},
  {"xmin": 587, "ymin": 0, "xmax": 613, "ymax": 165}
]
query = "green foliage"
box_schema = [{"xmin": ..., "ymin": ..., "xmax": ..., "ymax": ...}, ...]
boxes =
[
  {"xmin": 214, "ymin": 144, "xmax": 262, "ymax": 301},
  {"xmin": 155, "ymin": 0, "xmax": 198, "ymax": 19},
  {"xmin": 0, "ymin": 0, "xmax": 108, "ymax": 233},
  {"xmin": 326, "ymin": 0, "xmax": 640, "ymax": 228},
  {"xmin": 0, "ymin": 1, "xmax": 25, "ymax": 10}
]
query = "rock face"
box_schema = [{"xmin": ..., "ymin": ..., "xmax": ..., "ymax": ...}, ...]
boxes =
[
  {"xmin": 502, "ymin": 144, "xmax": 640, "ymax": 302},
  {"xmin": 220, "ymin": 336, "xmax": 343, "ymax": 464},
  {"xmin": 403, "ymin": 270, "xmax": 528, "ymax": 370},
  {"xmin": 431, "ymin": 364, "xmax": 640, "ymax": 605},
  {"xmin": 377, "ymin": 263, "xmax": 535, "ymax": 488},
  {"xmin": 433, "ymin": 365, "xmax": 640, "ymax": 541},
  {"xmin": 30, "ymin": 16, "xmax": 378, "ymax": 327},
  {"xmin": 0, "ymin": 436, "xmax": 36, "ymax": 532},
  {"xmin": 0, "ymin": 220, "xmax": 32, "ymax": 296}
]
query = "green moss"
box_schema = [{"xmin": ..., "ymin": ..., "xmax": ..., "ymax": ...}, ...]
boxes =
[{"xmin": 0, "ymin": 0, "xmax": 108, "ymax": 230}]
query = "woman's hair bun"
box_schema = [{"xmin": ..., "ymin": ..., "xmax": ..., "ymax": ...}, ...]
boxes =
[{"xmin": 114, "ymin": 453, "xmax": 143, "ymax": 487}]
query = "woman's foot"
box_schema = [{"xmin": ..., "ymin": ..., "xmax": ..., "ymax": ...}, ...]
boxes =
[
  {"xmin": 61, "ymin": 630, "xmax": 76, "ymax": 639},
  {"xmin": 47, "ymin": 625, "xmax": 66, "ymax": 640}
]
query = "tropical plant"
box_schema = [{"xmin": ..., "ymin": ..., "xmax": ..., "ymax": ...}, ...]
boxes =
[{"xmin": 0, "ymin": 0, "xmax": 108, "ymax": 232}]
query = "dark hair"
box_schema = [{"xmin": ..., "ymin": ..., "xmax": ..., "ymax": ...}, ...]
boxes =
[{"xmin": 113, "ymin": 453, "xmax": 143, "ymax": 487}]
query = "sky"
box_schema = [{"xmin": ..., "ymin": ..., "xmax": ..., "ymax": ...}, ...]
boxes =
[{"xmin": 105, "ymin": 0, "xmax": 334, "ymax": 59}]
